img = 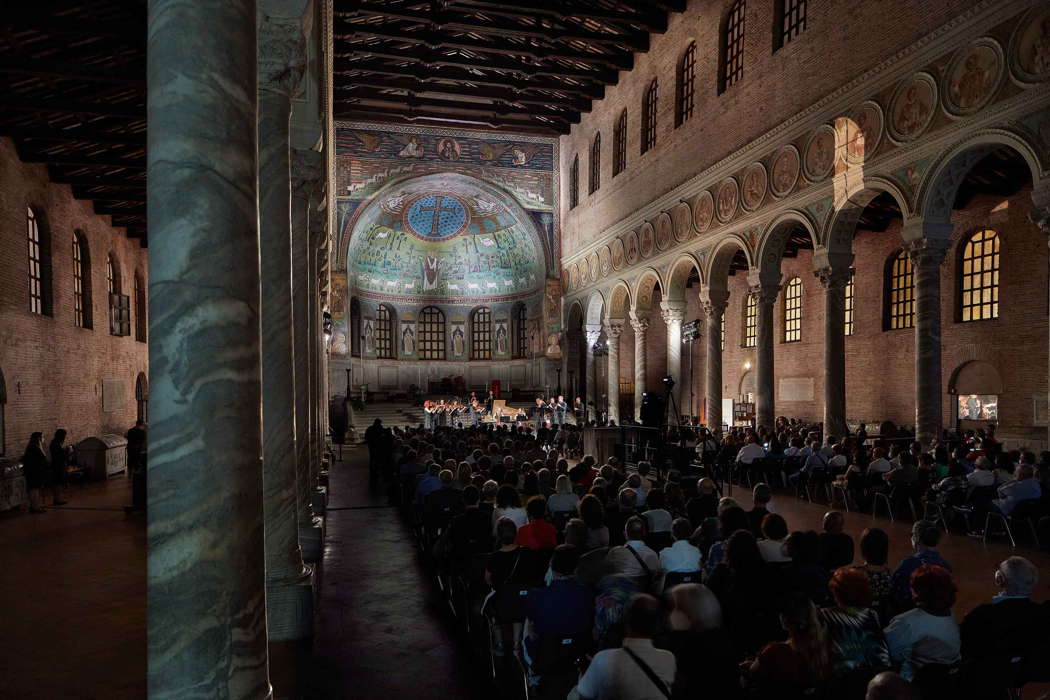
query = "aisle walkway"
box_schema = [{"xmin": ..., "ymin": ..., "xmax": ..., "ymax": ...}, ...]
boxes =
[{"xmin": 311, "ymin": 446, "xmax": 490, "ymax": 700}]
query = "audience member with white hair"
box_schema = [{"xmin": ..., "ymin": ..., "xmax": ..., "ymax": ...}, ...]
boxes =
[{"xmin": 960, "ymin": 556, "xmax": 1050, "ymax": 660}]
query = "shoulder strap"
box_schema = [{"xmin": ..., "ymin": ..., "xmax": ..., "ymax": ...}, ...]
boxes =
[
  {"xmin": 506, "ymin": 549, "xmax": 522, "ymax": 583},
  {"xmin": 624, "ymin": 544, "xmax": 652, "ymax": 578},
  {"xmin": 622, "ymin": 647, "xmax": 671, "ymax": 699}
]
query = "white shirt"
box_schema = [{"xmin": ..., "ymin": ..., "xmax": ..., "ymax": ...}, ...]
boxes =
[
  {"xmin": 758, "ymin": 538, "xmax": 792, "ymax": 563},
  {"xmin": 577, "ymin": 638, "xmax": 676, "ymax": 700},
  {"xmin": 547, "ymin": 492, "xmax": 580, "ymax": 513},
  {"xmin": 783, "ymin": 446, "xmax": 801, "ymax": 457},
  {"xmin": 659, "ymin": 539, "xmax": 702, "ymax": 572},
  {"xmin": 736, "ymin": 443, "xmax": 766, "ymax": 464},
  {"xmin": 868, "ymin": 458, "xmax": 892, "ymax": 474},
  {"xmin": 884, "ymin": 608, "xmax": 961, "ymax": 681}
]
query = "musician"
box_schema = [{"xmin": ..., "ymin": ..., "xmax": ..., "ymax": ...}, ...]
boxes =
[
  {"xmin": 554, "ymin": 395, "xmax": 568, "ymax": 427},
  {"xmin": 574, "ymin": 396, "xmax": 586, "ymax": 425},
  {"xmin": 435, "ymin": 400, "xmax": 448, "ymax": 429},
  {"xmin": 423, "ymin": 400, "xmax": 434, "ymax": 430},
  {"xmin": 533, "ymin": 397, "xmax": 548, "ymax": 432},
  {"xmin": 469, "ymin": 398, "xmax": 480, "ymax": 427},
  {"xmin": 485, "ymin": 390, "xmax": 495, "ymax": 414}
]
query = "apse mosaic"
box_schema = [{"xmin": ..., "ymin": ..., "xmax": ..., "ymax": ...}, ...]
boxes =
[{"xmin": 345, "ymin": 173, "xmax": 544, "ymax": 305}]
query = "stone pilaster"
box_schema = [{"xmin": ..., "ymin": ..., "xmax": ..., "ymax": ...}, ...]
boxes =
[
  {"xmin": 630, "ymin": 313, "xmax": 650, "ymax": 422},
  {"xmin": 700, "ymin": 288, "xmax": 729, "ymax": 434},
  {"xmin": 605, "ymin": 321, "xmax": 624, "ymax": 424},
  {"xmin": 257, "ymin": 2, "xmax": 312, "ymax": 644},
  {"xmin": 147, "ymin": 0, "xmax": 271, "ymax": 696},
  {"xmin": 291, "ymin": 147, "xmax": 323, "ymax": 562},
  {"xmin": 907, "ymin": 237, "xmax": 950, "ymax": 446},
  {"xmin": 660, "ymin": 300, "xmax": 686, "ymax": 417},
  {"xmin": 749, "ymin": 281, "xmax": 780, "ymax": 431},
  {"xmin": 1032, "ymin": 188, "xmax": 1050, "ymax": 449},
  {"xmin": 584, "ymin": 325, "xmax": 602, "ymax": 414},
  {"xmin": 816, "ymin": 266, "xmax": 852, "ymax": 440}
]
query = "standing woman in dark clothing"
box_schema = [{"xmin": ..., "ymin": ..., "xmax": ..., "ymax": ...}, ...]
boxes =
[
  {"xmin": 21, "ymin": 432, "xmax": 48, "ymax": 513},
  {"xmin": 49, "ymin": 429, "xmax": 69, "ymax": 506}
]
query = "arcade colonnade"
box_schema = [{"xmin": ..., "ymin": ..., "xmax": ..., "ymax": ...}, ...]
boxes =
[
  {"xmin": 148, "ymin": 0, "xmax": 333, "ymax": 697},
  {"xmin": 567, "ymin": 170, "xmax": 1050, "ymax": 445}
]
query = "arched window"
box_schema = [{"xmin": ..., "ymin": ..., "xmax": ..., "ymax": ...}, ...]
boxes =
[
  {"xmin": 720, "ymin": 0, "xmax": 746, "ymax": 93},
  {"xmin": 107, "ymin": 254, "xmax": 129, "ymax": 336},
  {"xmin": 569, "ymin": 155, "xmax": 579, "ymax": 209},
  {"xmin": 27, "ymin": 207, "xmax": 52, "ymax": 316},
  {"xmin": 0, "ymin": 366, "xmax": 6, "ymax": 457},
  {"xmin": 72, "ymin": 231, "xmax": 93, "ymax": 329},
  {"xmin": 375, "ymin": 304, "xmax": 394, "ymax": 359},
  {"xmin": 774, "ymin": 0, "xmax": 807, "ymax": 50},
  {"xmin": 885, "ymin": 250, "xmax": 915, "ymax": 330},
  {"xmin": 959, "ymin": 228, "xmax": 999, "ymax": 322},
  {"xmin": 471, "ymin": 306, "xmax": 492, "ymax": 360},
  {"xmin": 675, "ymin": 42, "xmax": 696, "ymax": 127},
  {"xmin": 135, "ymin": 372, "xmax": 148, "ymax": 425},
  {"xmin": 589, "ymin": 133, "xmax": 601, "ymax": 194},
  {"xmin": 743, "ymin": 292, "xmax": 757, "ymax": 347},
  {"xmin": 134, "ymin": 271, "xmax": 147, "ymax": 342},
  {"xmin": 641, "ymin": 79, "xmax": 658, "ymax": 154},
  {"xmin": 613, "ymin": 109, "xmax": 627, "ymax": 176},
  {"xmin": 844, "ymin": 271, "xmax": 855, "ymax": 336},
  {"xmin": 418, "ymin": 306, "xmax": 446, "ymax": 360},
  {"xmin": 514, "ymin": 304, "xmax": 528, "ymax": 358},
  {"xmin": 783, "ymin": 277, "xmax": 803, "ymax": 342}
]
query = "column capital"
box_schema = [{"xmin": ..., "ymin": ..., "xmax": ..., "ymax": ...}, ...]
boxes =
[
  {"xmin": 584, "ymin": 324, "xmax": 603, "ymax": 345},
  {"xmin": 291, "ymin": 147, "xmax": 324, "ymax": 198},
  {"xmin": 659, "ymin": 300, "xmax": 686, "ymax": 324},
  {"xmin": 630, "ymin": 316, "xmax": 650, "ymax": 333},
  {"xmin": 748, "ymin": 281, "xmax": 781, "ymax": 306},
  {"xmin": 604, "ymin": 321, "xmax": 625, "ymax": 339},
  {"xmin": 815, "ymin": 266, "xmax": 853, "ymax": 291},
  {"xmin": 906, "ymin": 237, "xmax": 951, "ymax": 269},
  {"xmin": 699, "ymin": 286, "xmax": 729, "ymax": 317},
  {"xmin": 258, "ymin": 8, "xmax": 308, "ymax": 96}
]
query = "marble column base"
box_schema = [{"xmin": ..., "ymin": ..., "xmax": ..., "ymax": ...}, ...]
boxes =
[
  {"xmin": 301, "ymin": 523, "xmax": 324, "ymax": 563},
  {"xmin": 265, "ymin": 574, "xmax": 314, "ymax": 642}
]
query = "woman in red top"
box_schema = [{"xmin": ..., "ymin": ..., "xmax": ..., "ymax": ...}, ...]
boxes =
[{"xmin": 515, "ymin": 495, "xmax": 557, "ymax": 550}]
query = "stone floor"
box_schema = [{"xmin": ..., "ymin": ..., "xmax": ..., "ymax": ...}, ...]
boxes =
[
  {"xmin": 2, "ymin": 448, "xmax": 1050, "ymax": 699},
  {"xmin": 0, "ymin": 475, "xmax": 146, "ymax": 700}
]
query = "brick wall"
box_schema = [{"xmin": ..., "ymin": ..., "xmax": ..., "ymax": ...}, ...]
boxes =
[
  {"xmin": 706, "ymin": 188, "xmax": 1046, "ymax": 445},
  {"xmin": 559, "ymin": 0, "xmax": 984, "ymax": 254},
  {"xmin": 0, "ymin": 138, "xmax": 148, "ymax": 458}
]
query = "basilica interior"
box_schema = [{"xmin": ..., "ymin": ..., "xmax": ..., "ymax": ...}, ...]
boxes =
[{"xmin": 2, "ymin": 1, "xmax": 1050, "ymax": 699}]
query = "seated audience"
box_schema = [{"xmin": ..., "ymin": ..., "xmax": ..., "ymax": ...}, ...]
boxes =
[
  {"xmin": 578, "ymin": 493, "xmax": 610, "ymax": 550},
  {"xmin": 748, "ymin": 483, "xmax": 774, "ymax": 537},
  {"xmin": 854, "ymin": 527, "xmax": 893, "ymax": 624},
  {"xmin": 736, "ymin": 434, "xmax": 767, "ymax": 465},
  {"xmin": 492, "ymin": 484, "xmax": 528, "ymax": 533},
  {"xmin": 865, "ymin": 672, "xmax": 915, "ymax": 700},
  {"xmin": 884, "ymin": 564, "xmax": 960, "ymax": 681},
  {"xmin": 523, "ymin": 545, "xmax": 593, "ymax": 672},
  {"xmin": 991, "ymin": 463, "xmax": 1042, "ymax": 516},
  {"xmin": 547, "ymin": 474, "xmax": 580, "ymax": 515},
  {"xmin": 783, "ymin": 530, "xmax": 831, "ymax": 605},
  {"xmin": 820, "ymin": 567, "xmax": 891, "ymax": 677},
  {"xmin": 659, "ymin": 518, "xmax": 702, "ymax": 574},
  {"xmin": 642, "ymin": 488, "xmax": 673, "ymax": 538},
  {"xmin": 686, "ymin": 477, "xmax": 719, "ymax": 523},
  {"xmin": 960, "ymin": 555, "xmax": 1050, "ymax": 660},
  {"xmin": 515, "ymin": 495, "xmax": 557, "ymax": 550},
  {"xmin": 746, "ymin": 592, "xmax": 833, "ymax": 698},
  {"xmin": 819, "ymin": 511, "xmax": 855, "ymax": 571},
  {"xmin": 605, "ymin": 516, "xmax": 661, "ymax": 591},
  {"xmin": 757, "ymin": 513, "xmax": 792, "ymax": 563},
  {"xmin": 665, "ymin": 583, "xmax": 740, "ymax": 698},
  {"xmin": 415, "ymin": 463, "xmax": 442, "ymax": 504},
  {"xmin": 890, "ymin": 521, "xmax": 951, "ymax": 614},
  {"xmin": 704, "ymin": 504, "xmax": 751, "ymax": 576},
  {"xmin": 447, "ymin": 485, "xmax": 493, "ymax": 561},
  {"xmin": 708, "ymin": 530, "xmax": 784, "ymax": 655},
  {"xmin": 575, "ymin": 594, "xmax": 676, "ymax": 700}
]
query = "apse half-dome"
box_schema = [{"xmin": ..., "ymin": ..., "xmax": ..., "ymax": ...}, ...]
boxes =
[{"xmin": 346, "ymin": 173, "xmax": 545, "ymax": 304}]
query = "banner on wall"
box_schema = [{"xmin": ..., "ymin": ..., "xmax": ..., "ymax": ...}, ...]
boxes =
[
  {"xmin": 400, "ymin": 320, "xmax": 416, "ymax": 357},
  {"xmin": 450, "ymin": 322, "xmax": 466, "ymax": 358}
]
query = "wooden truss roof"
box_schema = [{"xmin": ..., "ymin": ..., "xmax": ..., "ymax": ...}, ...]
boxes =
[
  {"xmin": 0, "ymin": 2, "xmax": 147, "ymax": 244},
  {"xmin": 334, "ymin": 0, "xmax": 686, "ymax": 135}
]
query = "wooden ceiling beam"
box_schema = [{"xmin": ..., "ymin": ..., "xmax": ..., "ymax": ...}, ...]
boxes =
[
  {"xmin": 338, "ymin": 93, "xmax": 575, "ymax": 126},
  {"xmin": 18, "ymin": 150, "xmax": 145, "ymax": 170},
  {"xmin": 338, "ymin": 24, "xmax": 633, "ymax": 70},
  {"xmin": 335, "ymin": 57, "xmax": 604, "ymax": 99},
  {"xmin": 0, "ymin": 98, "xmax": 144, "ymax": 119},
  {"xmin": 0, "ymin": 57, "xmax": 145, "ymax": 86},
  {"xmin": 1, "ymin": 125, "xmax": 146, "ymax": 147},
  {"xmin": 336, "ymin": 104, "xmax": 566, "ymax": 135},
  {"xmin": 343, "ymin": 4, "xmax": 649, "ymax": 51},
  {"xmin": 337, "ymin": 92, "xmax": 577, "ymax": 123},
  {"xmin": 448, "ymin": 0, "xmax": 668, "ymax": 34},
  {"xmin": 336, "ymin": 78, "xmax": 591, "ymax": 112},
  {"xmin": 346, "ymin": 45, "xmax": 618, "ymax": 84},
  {"xmin": 634, "ymin": 0, "xmax": 687, "ymax": 12},
  {"xmin": 48, "ymin": 171, "xmax": 146, "ymax": 188}
]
